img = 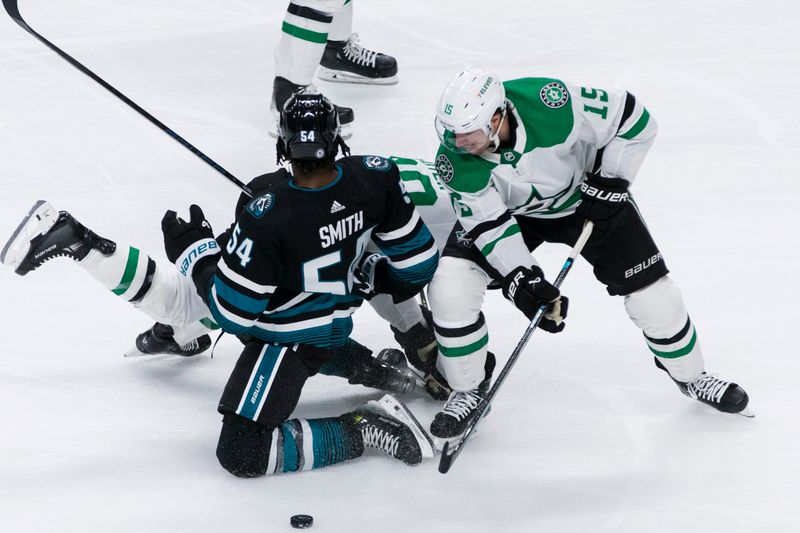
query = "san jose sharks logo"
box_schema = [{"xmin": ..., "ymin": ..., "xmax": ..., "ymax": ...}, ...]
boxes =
[
  {"xmin": 363, "ymin": 155, "xmax": 391, "ymax": 171},
  {"xmin": 247, "ymin": 192, "xmax": 275, "ymax": 219}
]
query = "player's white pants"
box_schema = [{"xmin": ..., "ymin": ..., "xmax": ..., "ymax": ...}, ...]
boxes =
[
  {"xmin": 428, "ymin": 257, "xmax": 492, "ymax": 391},
  {"xmin": 274, "ymin": 0, "xmax": 353, "ymax": 85},
  {"xmin": 80, "ymin": 246, "xmax": 216, "ymax": 343}
]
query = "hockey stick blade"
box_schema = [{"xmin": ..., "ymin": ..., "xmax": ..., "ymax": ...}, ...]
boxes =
[
  {"xmin": 3, "ymin": 0, "xmax": 253, "ymax": 198},
  {"xmin": 438, "ymin": 222, "xmax": 594, "ymax": 474}
]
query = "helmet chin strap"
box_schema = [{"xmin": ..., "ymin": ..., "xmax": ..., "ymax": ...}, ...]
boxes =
[{"xmin": 487, "ymin": 106, "xmax": 508, "ymax": 152}]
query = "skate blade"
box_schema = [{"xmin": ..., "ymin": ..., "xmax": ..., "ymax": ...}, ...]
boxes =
[
  {"xmin": 432, "ymin": 435, "xmax": 459, "ymax": 454},
  {"xmin": 123, "ymin": 347, "xmax": 150, "ymax": 358},
  {"xmin": 369, "ymin": 394, "xmax": 435, "ymax": 459},
  {"xmin": 737, "ymin": 406, "xmax": 756, "ymax": 418},
  {"xmin": 1, "ymin": 200, "xmax": 57, "ymax": 271},
  {"xmin": 317, "ymin": 67, "xmax": 399, "ymax": 86}
]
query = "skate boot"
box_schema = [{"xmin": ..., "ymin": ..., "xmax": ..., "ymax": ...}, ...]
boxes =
[
  {"xmin": 348, "ymin": 348, "xmax": 419, "ymax": 394},
  {"xmin": 270, "ymin": 76, "xmax": 354, "ymax": 126},
  {"xmin": 654, "ymin": 357, "xmax": 752, "ymax": 416},
  {"xmin": 129, "ymin": 322, "xmax": 211, "ymax": 357},
  {"xmin": 392, "ymin": 309, "xmax": 451, "ymax": 401},
  {"xmin": 318, "ymin": 34, "xmax": 398, "ymax": 85},
  {"xmin": 1, "ymin": 200, "xmax": 115, "ymax": 275},
  {"xmin": 430, "ymin": 352, "xmax": 496, "ymax": 439},
  {"xmin": 343, "ymin": 394, "xmax": 434, "ymax": 465}
]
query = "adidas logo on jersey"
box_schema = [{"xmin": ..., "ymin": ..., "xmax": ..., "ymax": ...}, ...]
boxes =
[{"xmin": 330, "ymin": 200, "xmax": 346, "ymax": 214}]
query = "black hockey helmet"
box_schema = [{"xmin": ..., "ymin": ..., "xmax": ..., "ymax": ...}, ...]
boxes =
[{"xmin": 278, "ymin": 89, "xmax": 341, "ymax": 161}]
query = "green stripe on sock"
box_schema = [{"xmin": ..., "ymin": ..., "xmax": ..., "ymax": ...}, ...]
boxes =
[
  {"xmin": 111, "ymin": 248, "xmax": 139, "ymax": 296},
  {"xmin": 438, "ymin": 335, "xmax": 489, "ymax": 358},
  {"xmin": 281, "ymin": 21, "xmax": 328, "ymax": 44},
  {"xmin": 620, "ymin": 108, "xmax": 650, "ymax": 140},
  {"xmin": 648, "ymin": 329, "xmax": 697, "ymax": 359}
]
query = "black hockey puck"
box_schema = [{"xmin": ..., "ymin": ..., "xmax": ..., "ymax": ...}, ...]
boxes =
[{"xmin": 290, "ymin": 515, "xmax": 313, "ymax": 529}]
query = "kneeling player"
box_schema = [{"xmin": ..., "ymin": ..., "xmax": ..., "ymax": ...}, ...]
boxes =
[{"xmin": 2, "ymin": 91, "xmax": 440, "ymax": 476}]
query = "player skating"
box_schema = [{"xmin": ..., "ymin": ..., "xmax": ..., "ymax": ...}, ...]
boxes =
[
  {"xmin": 272, "ymin": 0, "xmax": 398, "ymax": 132},
  {"xmin": 426, "ymin": 67, "xmax": 752, "ymax": 441}
]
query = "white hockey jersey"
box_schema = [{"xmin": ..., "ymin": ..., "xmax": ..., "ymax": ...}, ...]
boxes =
[{"xmin": 433, "ymin": 77, "xmax": 657, "ymax": 277}]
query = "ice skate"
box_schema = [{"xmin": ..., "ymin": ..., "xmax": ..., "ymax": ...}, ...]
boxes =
[
  {"xmin": 345, "ymin": 394, "xmax": 434, "ymax": 465},
  {"xmin": 655, "ymin": 358, "xmax": 753, "ymax": 417},
  {"xmin": 124, "ymin": 322, "xmax": 211, "ymax": 357},
  {"xmin": 1, "ymin": 200, "xmax": 115, "ymax": 275},
  {"xmin": 348, "ymin": 348, "xmax": 420, "ymax": 394},
  {"xmin": 430, "ymin": 353, "xmax": 496, "ymax": 440},
  {"xmin": 318, "ymin": 34, "xmax": 398, "ymax": 85},
  {"xmin": 269, "ymin": 77, "xmax": 353, "ymax": 139}
]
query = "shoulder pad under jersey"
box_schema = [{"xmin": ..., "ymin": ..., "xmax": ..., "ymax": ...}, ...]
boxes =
[
  {"xmin": 504, "ymin": 77, "xmax": 575, "ymax": 150},
  {"xmin": 434, "ymin": 147, "xmax": 495, "ymax": 194}
]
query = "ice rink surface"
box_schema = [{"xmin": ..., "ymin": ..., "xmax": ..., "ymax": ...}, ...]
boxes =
[{"xmin": 1, "ymin": 1, "xmax": 798, "ymax": 531}]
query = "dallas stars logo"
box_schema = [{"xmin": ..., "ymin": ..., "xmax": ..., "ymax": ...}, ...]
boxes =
[
  {"xmin": 540, "ymin": 82, "xmax": 569, "ymax": 109},
  {"xmin": 455, "ymin": 229, "xmax": 473, "ymax": 248},
  {"xmin": 435, "ymin": 154, "xmax": 455, "ymax": 183}
]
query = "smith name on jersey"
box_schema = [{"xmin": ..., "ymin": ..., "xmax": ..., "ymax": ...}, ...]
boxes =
[
  {"xmin": 435, "ymin": 77, "xmax": 656, "ymax": 277},
  {"xmin": 201, "ymin": 156, "xmax": 439, "ymax": 348}
]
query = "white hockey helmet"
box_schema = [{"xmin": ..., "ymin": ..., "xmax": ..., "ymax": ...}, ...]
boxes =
[{"xmin": 434, "ymin": 66, "xmax": 507, "ymax": 154}]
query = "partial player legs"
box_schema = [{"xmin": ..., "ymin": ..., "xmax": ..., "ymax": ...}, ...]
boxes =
[
  {"xmin": 216, "ymin": 342, "xmax": 432, "ymax": 477},
  {"xmin": 428, "ymin": 257, "xmax": 492, "ymax": 391},
  {"xmin": 625, "ymin": 275, "xmax": 704, "ymax": 382},
  {"xmin": 2, "ymin": 201, "xmax": 216, "ymax": 357},
  {"xmin": 625, "ymin": 275, "xmax": 750, "ymax": 414}
]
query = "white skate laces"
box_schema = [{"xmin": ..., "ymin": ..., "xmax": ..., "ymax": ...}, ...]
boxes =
[
  {"xmin": 361, "ymin": 424, "xmax": 400, "ymax": 457},
  {"xmin": 342, "ymin": 34, "xmax": 378, "ymax": 68},
  {"xmin": 687, "ymin": 373, "xmax": 729, "ymax": 403},
  {"xmin": 180, "ymin": 338, "xmax": 201, "ymax": 352},
  {"xmin": 442, "ymin": 389, "xmax": 482, "ymax": 420}
]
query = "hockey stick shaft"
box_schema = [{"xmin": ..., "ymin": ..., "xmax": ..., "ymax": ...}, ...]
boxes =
[
  {"xmin": 3, "ymin": 0, "xmax": 253, "ymax": 198},
  {"xmin": 438, "ymin": 221, "xmax": 594, "ymax": 473}
]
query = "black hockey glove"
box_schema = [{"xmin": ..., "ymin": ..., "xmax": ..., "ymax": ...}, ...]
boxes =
[
  {"xmin": 352, "ymin": 253, "xmax": 389, "ymax": 299},
  {"xmin": 161, "ymin": 204, "xmax": 220, "ymax": 277},
  {"xmin": 502, "ymin": 265, "xmax": 568, "ymax": 333},
  {"xmin": 576, "ymin": 172, "xmax": 630, "ymax": 233}
]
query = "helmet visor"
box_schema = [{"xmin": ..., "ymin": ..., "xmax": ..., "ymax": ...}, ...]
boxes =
[{"xmin": 435, "ymin": 117, "xmax": 492, "ymax": 155}]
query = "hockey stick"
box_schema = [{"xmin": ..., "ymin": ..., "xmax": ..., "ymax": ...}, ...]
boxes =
[
  {"xmin": 438, "ymin": 221, "xmax": 594, "ymax": 474},
  {"xmin": 3, "ymin": 0, "xmax": 253, "ymax": 198}
]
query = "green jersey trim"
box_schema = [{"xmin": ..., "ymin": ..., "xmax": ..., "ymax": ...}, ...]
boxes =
[
  {"xmin": 505, "ymin": 78, "xmax": 575, "ymax": 151},
  {"xmin": 480, "ymin": 224, "xmax": 521, "ymax": 257},
  {"xmin": 620, "ymin": 108, "xmax": 651, "ymax": 140}
]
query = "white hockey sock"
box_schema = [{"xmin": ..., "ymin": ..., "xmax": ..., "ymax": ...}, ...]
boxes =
[
  {"xmin": 368, "ymin": 293, "xmax": 424, "ymax": 333},
  {"xmin": 327, "ymin": 0, "xmax": 353, "ymax": 41},
  {"xmin": 625, "ymin": 276, "xmax": 704, "ymax": 382},
  {"xmin": 274, "ymin": 2, "xmax": 336, "ymax": 84},
  {"xmin": 172, "ymin": 320, "xmax": 218, "ymax": 346},
  {"xmin": 79, "ymin": 246, "xmax": 155, "ymax": 303}
]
